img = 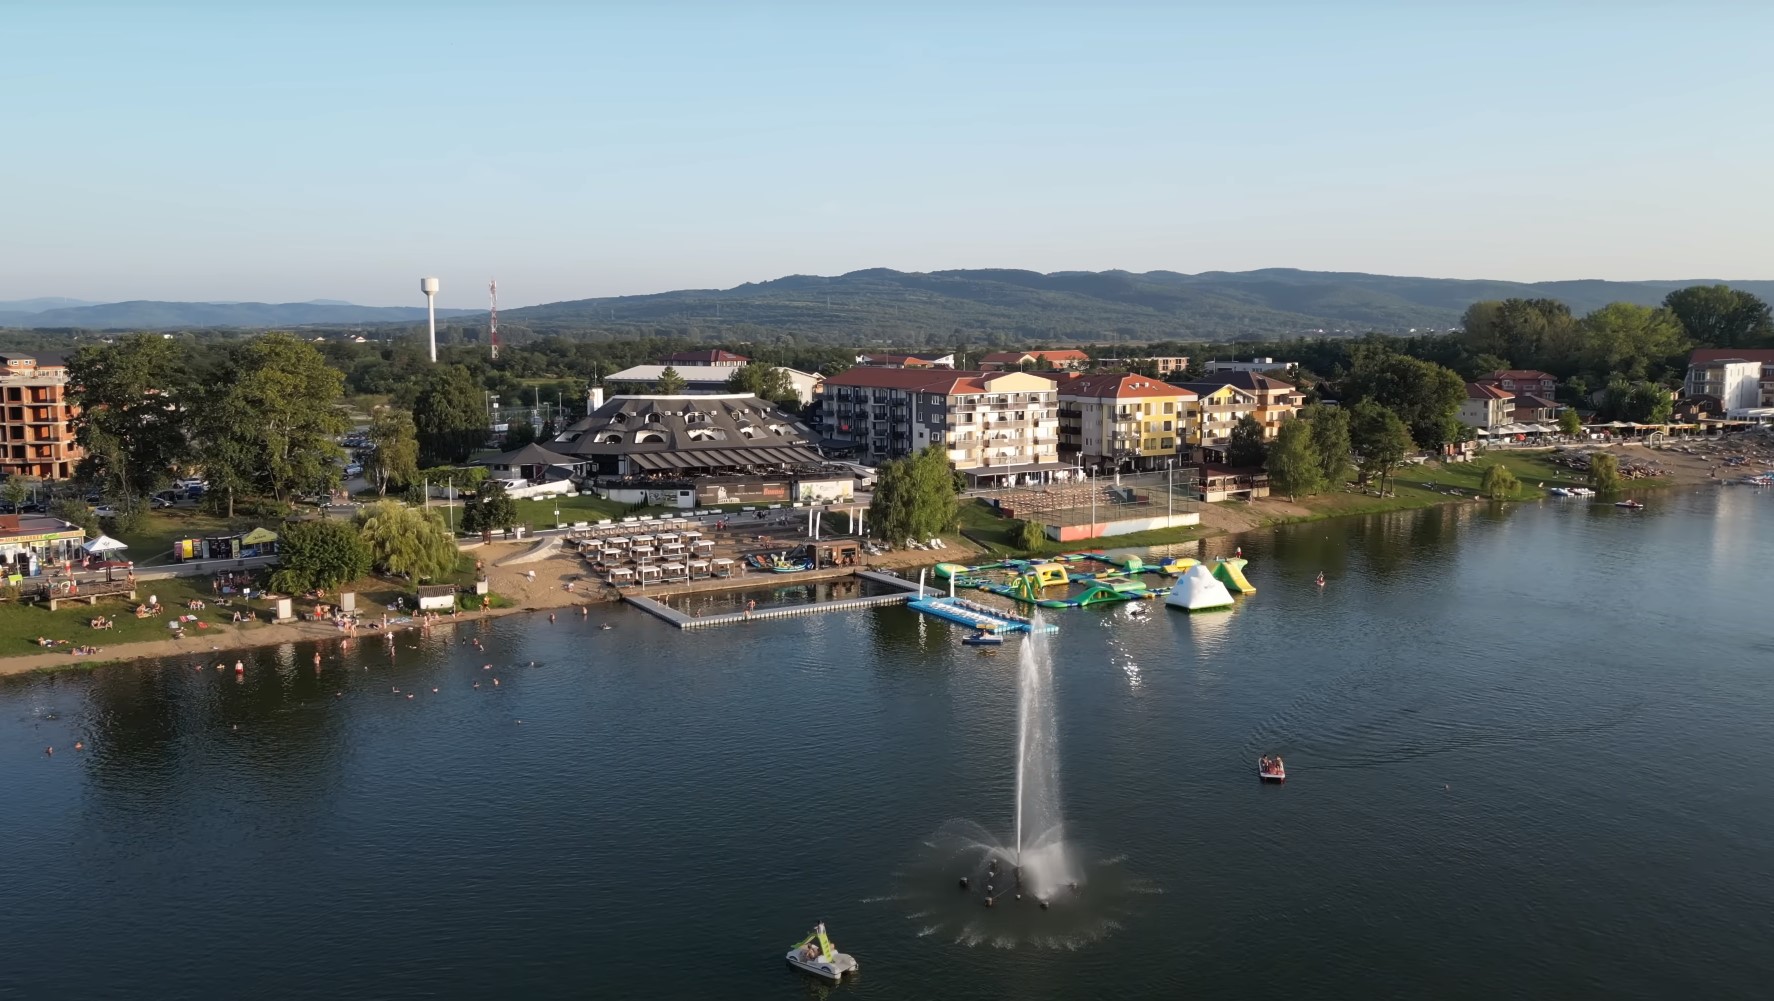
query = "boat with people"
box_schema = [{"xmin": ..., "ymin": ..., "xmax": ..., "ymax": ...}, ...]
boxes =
[
  {"xmin": 1615, "ymin": 499, "xmax": 1645, "ymax": 510},
  {"xmin": 962, "ymin": 628, "xmax": 1004, "ymax": 647},
  {"xmin": 785, "ymin": 922, "xmax": 858, "ymax": 982},
  {"xmin": 1258, "ymin": 756, "xmax": 1286, "ymax": 782}
]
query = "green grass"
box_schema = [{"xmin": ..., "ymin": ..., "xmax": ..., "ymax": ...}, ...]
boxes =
[
  {"xmin": 0, "ymin": 575, "xmax": 217, "ymax": 656},
  {"xmin": 110, "ymin": 508, "xmax": 263, "ymax": 565}
]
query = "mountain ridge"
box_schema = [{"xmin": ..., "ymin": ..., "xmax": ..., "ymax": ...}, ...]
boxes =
[{"xmin": 0, "ymin": 300, "xmax": 478, "ymax": 330}]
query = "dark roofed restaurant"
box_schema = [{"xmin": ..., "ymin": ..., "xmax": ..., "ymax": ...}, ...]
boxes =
[{"xmin": 551, "ymin": 393, "xmax": 825, "ymax": 478}]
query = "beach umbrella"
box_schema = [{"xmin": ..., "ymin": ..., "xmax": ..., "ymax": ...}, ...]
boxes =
[{"xmin": 82, "ymin": 535, "xmax": 129, "ymax": 554}]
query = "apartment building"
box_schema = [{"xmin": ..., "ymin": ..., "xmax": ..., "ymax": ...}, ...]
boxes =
[
  {"xmin": 821, "ymin": 368, "xmax": 1063, "ymax": 483},
  {"xmin": 1175, "ymin": 371, "xmax": 1304, "ymax": 445},
  {"xmin": 1686, "ymin": 349, "xmax": 1774, "ymax": 409},
  {"xmin": 0, "ymin": 354, "xmax": 82, "ymax": 480},
  {"xmin": 1056, "ymin": 373, "xmax": 1195, "ymax": 472},
  {"xmin": 1478, "ymin": 369, "xmax": 1559, "ymax": 399},
  {"xmin": 1171, "ymin": 382, "xmax": 1258, "ymax": 460},
  {"xmin": 1459, "ymin": 382, "xmax": 1515, "ymax": 428},
  {"xmin": 979, "ymin": 349, "xmax": 1090, "ymax": 372}
]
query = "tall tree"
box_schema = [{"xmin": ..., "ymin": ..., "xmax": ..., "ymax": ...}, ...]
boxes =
[
  {"xmin": 1304, "ymin": 404, "xmax": 1352, "ymax": 484},
  {"xmin": 1226, "ymin": 414, "xmax": 1268, "ymax": 467},
  {"xmin": 366, "ymin": 407, "xmax": 420, "ymax": 496},
  {"xmin": 192, "ymin": 333, "xmax": 346, "ymax": 515},
  {"xmin": 66, "ymin": 334, "xmax": 192, "ymax": 503},
  {"xmin": 656, "ymin": 365, "xmax": 688, "ymax": 395},
  {"xmin": 1663, "ymin": 285, "xmax": 1774, "ymax": 349},
  {"xmin": 270, "ymin": 519, "xmax": 372, "ymax": 593},
  {"xmin": 355, "ymin": 501, "xmax": 459, "ymax": 580},
  {"xmin": 1340, "ymin": 352, "xmax": 1465, "ymax": 449},
  {"xmin": 726, "ymin": 362, "xmax": 798, "ymax": 408},
  {"xmin": 412, "ymin": 364, "xmax": 487, "ymax": 466},
  {"xmin": 1480, "ymin": 463, "xmax": 1520, "ymax": 500},
  {"xmin": 1599, "ymin": 379, "xmax": 1674, "ymax": 424},
  {"xmin": 1589, "ymin": 453, "xmax": 1622, "ymax": 492},
  {"xmin": 505, "ymin": 419, "xmax": 537, "ymax": 449},
  {"xmin": 1459, "ymin": 298, "xmax": 1579, "ymax": 375},
  {"xmin": 869, "ymin": 446, "xmax": 958, "ymax": 544},
  {"xmin": 459, "ymin": 478, "xmax": 518, "ymax": 539},
  {"xmin": 1349, "ymin": 400, "xmax": 1413, "ymax": 495},
  {"xmin": 1265, "ymin": 418, "xmax": 1324, "ymax": 501},
  {"xmin": 1558, "ymin": 409, "xmax": 1584, "ymax": 436},
  {"xmin": 1576, "ymin": 303, "xmax": 1689, "ymax": 384}
]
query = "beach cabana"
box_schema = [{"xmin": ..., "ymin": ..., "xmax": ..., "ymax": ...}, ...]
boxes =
[
  {"xmin": 660, "ymin": 561, "xmax": 688, "ymax": 581},
  {"xmin": 688, "ymin": 559, "xmax": 711, "ymax": 579},
  {"xmin": 637, "ymin": 564, "xmax": 662, "ymax": 585},
  {"xmin": 711, "ymin": 557, "xmax": 736, "ymax": 578},
  {"xmin": 605, "ymin": 566, "xmax": 635, "ymax": 586}
]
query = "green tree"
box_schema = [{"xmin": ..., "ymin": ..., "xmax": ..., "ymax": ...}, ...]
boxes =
[
  {"xmin": 1265, "ymin": 418, "xmax": 1324, "ymax": 501},
  {"xmin": 1304, "ymin": 404, "xmax": 1352, "ymax": 484},
  {"xmin": 1226, "ymin": 414, "xmax": 1268, "ymax": 467},
  {"xmin": 366, "ymin": 407, "xmax": 420, "ymax": 496},
  {"xmin": 66, "ymin": 334, "xmax": 192, "ymax": 503},
  {"xmin": 460, "ymin": 478, "xmax": 518, "ymax": 538},
  {"xmin": 1341, "ymin": 352, "xmax": 1466, "ymax": 449},
  {"xmin": 1459, "ymin": 298, "xmax": 1580, "ymax": 375},
  {"xmin": 1599, "ymin": 379, "xmax": 1674, "ymax": 424},
  {"xmin": 1590, "ymin": 452, "xmax": 1622, "ymax": 492},
  {"xmin": 656, "ymin": 365, "xmax": 688, "ymax": 395},
  {"xmin": 192, "ymin": 333, "xmax": 347, "ymax": 516},
  {"xmin": 1576, "ymin": 303, "xmax": 1689, "ymax": 384},
  {"xmin": 1558, "ymin": 409, "xmax": 1584, "ymax": 436},
  {"xmin": 1663, "ymin": 285, "xmax": 1774, "ymax": 349},
  {"xmin": 869, "ymin": 446, "xmax": 958, "ymax": 544},
  {"xmin": 354, "ymin": 501, "xmax": 460, "ymax": 580},
  {"xmin": 50, "ymin": 496, "xmax": 99, "ymax": 540},
  {"xmin": 412, "ymin": 364, "xmax": 487, "ymax": 466},
  {"xmin": 505, "ymin": 419, "xmax": 537, "ymax": 449},
  {"xmin": 1349, "ymin": 400, "xmax": 1413, "ymax": 495},
  {"xmin": 1480, "ymin": 463, "xmax": 1520, "ymax": 499},
  {"xmin": 270, "ymin": 518, "xmax": 372, "ymax": 593},
  {"xmin": 2, "ymin": 476, "xmax": 33, "ymax": 512},
  {"xmin": 1015, "ymin": 518, "xmax": 1046, "ymax": 551},
  {"xmin": 726, "ymin": 362, "xmax": 798, "ymax": 408}
]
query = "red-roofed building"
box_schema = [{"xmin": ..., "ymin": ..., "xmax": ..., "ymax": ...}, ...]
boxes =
[
  {"xmin": 979, "ymin": 349, "xmax": 1091, "ymax": 372},
  {"xmin": 659, "ymin": 349, "xmax": 749, "ymax": 367},
  {"xmin": 1057, "ymin": 374, "xmax": 1196, "ymax": 471},
  {"xmin": 1459, "ymin": 382, "xmax": 1514, "ymax": 429},
  {"xmin": 1478, "ymin": 369, "xmax": 1558, "ymax": 399},
  {"xmin": 821, "ymin": 367, "xmax": 1063, "ymax": 482}
]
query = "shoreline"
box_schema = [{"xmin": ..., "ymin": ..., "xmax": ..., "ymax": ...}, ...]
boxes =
[{"xmin": 0, "ymin": 444, "xmax": 1746, "ymax": 680}]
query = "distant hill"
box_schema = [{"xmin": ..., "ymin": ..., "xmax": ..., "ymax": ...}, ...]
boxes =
[
  {"xmin": 499, "ymin": 268, "xmax": 1774, "ymax": 341},
  {"xmin": 0, "ymin": 300, "xmax": 477, "ymax": 330},
  {"xmin": 0, "ymin": 297, "xmax": 100, "ymax": 313}
]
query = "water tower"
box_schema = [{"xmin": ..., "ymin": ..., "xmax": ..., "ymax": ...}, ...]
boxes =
[{"xmin": 420, "ymin": 277, "xmax": 440, "ymax": 362}]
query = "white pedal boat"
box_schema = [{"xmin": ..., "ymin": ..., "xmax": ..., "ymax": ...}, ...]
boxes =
[{"xmin": 785, "ymin": 922, "xmax": 858, "ymax": 982}]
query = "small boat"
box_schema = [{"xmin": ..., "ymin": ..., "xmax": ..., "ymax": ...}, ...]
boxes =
[
  {"xmin": 962, "ymin": 630, "xmax": 1003, "ymax": 647},
  {"xmin": 785, "ymin": 922, "xmax": 858, "ymax": 982},
  {"xmin": 1615, "ymin": 499, "xmax": 1645, "ymax": 509},
  {"xmin": 1258, "ymin": 756, "xmax": 1286, "ymax": 782},
  {"xmin": 1548, "ymin": 487, "xmax": 1570, "ymax": 497}
]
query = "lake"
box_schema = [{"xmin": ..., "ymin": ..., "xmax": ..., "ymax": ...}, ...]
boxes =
[{"xmin": 3, "ymin": 487, "xmax": 1771, "ymax": 1000}]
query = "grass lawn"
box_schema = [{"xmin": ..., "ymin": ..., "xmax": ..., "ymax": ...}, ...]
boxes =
[
  {"xmin": 110, "ymin": 507, "xmax": 265, "ymax": 566},
  {"xmin": 0, "ymin": 575, "xmax": 218, "ymax": 656}
]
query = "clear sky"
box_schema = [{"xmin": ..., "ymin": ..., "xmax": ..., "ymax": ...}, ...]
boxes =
[{"xmin": 6, "ymin": 1, "xmax": 1772, "ymax": 307}]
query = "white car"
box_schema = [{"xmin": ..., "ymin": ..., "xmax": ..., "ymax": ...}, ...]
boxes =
[{"xmin": 93, "ymin": 505, "xmax": 118, "ymax": 518}]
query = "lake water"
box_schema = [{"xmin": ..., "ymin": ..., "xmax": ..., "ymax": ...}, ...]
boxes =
[{"xmin": 3, "ymin": 488, "xmax": 1771, "ymax": 1000}]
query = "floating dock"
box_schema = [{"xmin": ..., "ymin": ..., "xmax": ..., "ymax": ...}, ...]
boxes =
[{"xmin": 906, "ymin": 595, "xmax": 1058, "ymax": 634}]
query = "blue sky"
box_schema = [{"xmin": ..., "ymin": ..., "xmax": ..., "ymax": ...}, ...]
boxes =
[{"xmin": 5, "ymin": 2, "xmax": 1771, "ymax": 307}]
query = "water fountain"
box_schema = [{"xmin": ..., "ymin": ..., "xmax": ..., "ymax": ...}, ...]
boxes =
[{"xmin": 876, "ymin": 616, "xmax": 1155, "ymax": 947}]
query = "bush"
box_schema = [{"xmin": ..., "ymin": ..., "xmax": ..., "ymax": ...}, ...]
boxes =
[
  {"xmin": 270, "ymin": 518, "xmax": 372, "ymax": 593},
  {"xmin": 1015, "ymin": 518, "xmax": 1046, "ymax": 550},
  {"xmin": 1480, "ymin": 463, "xmax": 1520, "ymax": 499}
]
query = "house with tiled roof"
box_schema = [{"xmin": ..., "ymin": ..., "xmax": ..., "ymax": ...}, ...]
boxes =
[
  {"xmin": 1055, "ymin": 373, "xmax": 1196, "ymax": 471},
  {"xmin": 1478, "ymin": 369, "xmax": 1558, "ymax": 399},
  {"xmin": 1459, "ymin": 382, "xmax": 1514, "ymax": 429},
  {"xmin": 979, "ymin": 349, "xmax": 1091, "ymax": 372},
  {"xmin": 1171, "ymin": 370, "xmax": 1305, "ymax": 457},
  {"xmin": 821, "ymin": 367, "xmax": 1063, "ymax": 483}
]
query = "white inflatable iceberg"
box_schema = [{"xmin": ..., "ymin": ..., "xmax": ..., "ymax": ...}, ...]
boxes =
[{"xmin": 1165, "ymin": 563, "xmax": 1235, "ymax": 612}]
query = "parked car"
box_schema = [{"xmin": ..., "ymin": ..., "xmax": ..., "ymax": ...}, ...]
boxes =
[
  {"xmin": 93, "ymin": 505, "xmax": 118, "ymax": 518},
  {"xmin": 150, "ymin": 495, "xmax": 174, "ymax": 509},
  {"xmin": 175, "ymin": 477, "xmax": 208, "ymax": 491},
  {"xmin": 343, "ymin": 464, "xmax": 364, "ymax": 477}
]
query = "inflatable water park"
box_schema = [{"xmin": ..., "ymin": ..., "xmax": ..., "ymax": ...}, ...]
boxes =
[{"xmin": 931, "ymin": 551, "xmax": 1255, "ymax": 611}]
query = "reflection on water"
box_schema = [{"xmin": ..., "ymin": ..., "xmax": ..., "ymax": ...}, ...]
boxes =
[
  {"xmin": 2, "ymin": 491, "xmax": 1773, "ymax": 1001},
  {"xmin": 665, "ymin": 575, "xmax": 895, "ymax": 615}
]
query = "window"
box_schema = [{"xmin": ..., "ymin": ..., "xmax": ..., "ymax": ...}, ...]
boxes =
[
  {"xmin": 1163, "ymin": 402, "xmax": 1174, "ymax": 414},
  {"xmin": 634, "ymin": 431, "xmax": 666, "ymax": 444}
]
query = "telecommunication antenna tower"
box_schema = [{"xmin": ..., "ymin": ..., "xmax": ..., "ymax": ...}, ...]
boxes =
[{"xmin": 488, "ymin": 279, "xmax": 500, "ymax": 361}]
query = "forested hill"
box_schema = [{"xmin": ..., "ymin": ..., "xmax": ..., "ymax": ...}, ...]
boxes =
[
  {"xmin": 499, "ymin": 269, "xmax": 1774, "ymax": 342},
  {"xmin": 0, "ymin": 300, "xmax": 478, "ymax": 330}
]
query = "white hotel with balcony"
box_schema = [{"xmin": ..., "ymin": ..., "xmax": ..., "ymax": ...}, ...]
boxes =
[{"xmin": 820, "ymin": 368, "xmax": 1066, "ymax": 487}]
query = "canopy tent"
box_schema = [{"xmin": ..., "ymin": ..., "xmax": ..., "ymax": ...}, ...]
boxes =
[
  {"xmin": 82, "ymin": 535, "xmax": 129, "ymax": 554},
  {"xmin": 240, "ymin": 527, "xmax": 279, "ymax": 545}
]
